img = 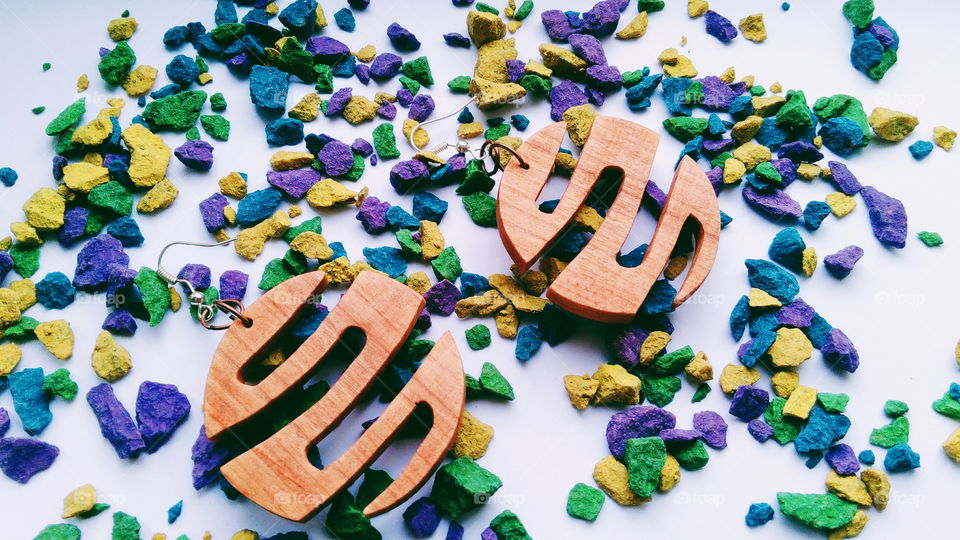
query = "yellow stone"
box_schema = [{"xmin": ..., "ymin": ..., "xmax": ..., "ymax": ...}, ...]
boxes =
[
  {"xmin": 62, "ymin": 484, "xmax": 97, "ymax": 518},
  {"xmin": 169, "ymin": 287, "xmax": 182, "ymax": 312},
  {"xmin": 739, "ymin": 14, "xmax": 767, "ymax": 42},
  {"xmin": 319, "ymin": 256, "xmax": 357, "ymax": 285},
  {"xmin": 466, "ymin": 10, "xmax": 506, "ymax": 46},
  {"xmin": 769, "ymin": 82, "xmax": 782, "ymax": 93},
  {"xmin": 591, "ymin": 364, "xmax": 641, "ymax": 406},
  {"xmin": 91, "ymin": 330, "xmax": 132, "ymax": 381},
  {"xmin": 77, "ymin": 74, "xmax": 89, "ymax": 92},
  {"xmin": 594, "ymin": 456, "xmax": 647, "ymax": 506},
  {"xmin": 828, "ymin": 510, "xmax": 868, "ymax": 540},
  {"xmin": 107, "ymin": 17, "xmax": 138, "ymax": 41},
  {"xmin": 11, "ymin": 222, "xmax": 42, "ymax": 246},
  {"xmin": 723, "ymin": 158, "xmax": 746, "ymax": 183},
  {"xmin": 943, "ymin": 427, "xmax": 960, "ymax": 462},
  {"xmin": 748, "ymin": 287, "xmax": 781, "ymax": 308},
  {"xmin": 122, "ymin": 123, "xmax": 171, "ymax": 188},
  {"xmin": 719, "ymin": 364, "xmax": 761, "ymax": 394},
  {"xmin": 813, "ymin": 135, "xmax": 823, "ymax": 148},
  {"xmin": 751, "ymin": 95, "xmax": 786, "ymax": 117},
  {"xmin": 495, "ymin": 136, "xmax": 522, "ymax": 168},
  {"xmin": 782, "ymin": 385, "xmax": 817, "ymax": 419},
  {"xmin": 342, "ymin": 95, "xmax": 379, "ymax": 125},
  {"xmin": 640, "ymin": 331, "xmax": 671, "ymax": 365},
  {"xmin": 658, "ymin": 48, "xmax": 697, "ymax": 78},
  {"xmin": 687, "ymin": 0, "xmax": 709, "ymax": 17},
  {"xmin": 153, "ymin": 535, "xmax": 168, "ymax": 540},
  {"xmin": 403, "ymin": 118, "xmax": 429, "ymax": 149},
  {"xmin": 419, "ymin": 221, "xmax": 445, "ymax": 261},
  {"xmin": 868, "ymin": 107, "xmax": 919, "ymax": 142},
  {"xmin": 0, "ymin": 236, "xmax": 11, "ymax": 250},
  {"xmin": 539, "ymin": 43, "xmax": 588, "ymax": 78},
  {"xmin": 454, "ymin": 290, "xmax": 509, "ymax": 318},
  {"xmin": 197, "ymin": 73, "xmax": 213, "ymax": 85},
  {"xmin": 826, "ymin": 192, "xmax": 856, "ymax": 217},
  {"xmin": 571, "ymin": 206, "xmax": 603, "ymax": 233},
  {"xmin": 374, "ymin": 92, "xmax": 396, "ymax": 104},
  {"xmin": 9, "ymin": 279, "xmax": 36, "ymax": 311},
  {"xmin": 658, "ymin": 454, "xmax": 681, "ymax": 492},
  {"xmin": 351, "ymin": 260, "xmax": 384, "ymax": 278},
  {"xmin": 768, "ymin": 327, "xmax": 813, "ymax": 368},
  {"xmin": 457, "ymin": 122, "xmax": 485, "ymax": 139},
  {"xmin": 223, "ymin": 206, "xmax": 236, "ymax": 226},
  {"xmin": 406, "ymin": 271, "xmax": 431, "ymax": 295},
  {"xmin": 732, "ymin": 115, "xmax": 763, "ymax": 144},
  {"xmin": 801, "ymin": 247, "xmax": 817, "ymax": 277},
  {"xmin": 452, "ymin": 410, "xmax": 494, "ymax": 459},
  {"xmin": 136, "ymin": 178, "xmax": 179, "ymax": 213},
  {"xmin": 826, "ymin": 471, "xmax": 872, "ymax": 506},
  {"xmin": 732, "ymin": 142, "xmax": 772, "ymax": 170},
  {"xmin": 797, "ymin": 163, "xmax": 820, "ymax": 180},
  {"xmin": 314, "ymin": 4, "xmax": 326, "ymax": 27},
  {"xmin": 495, "ymin": 303, "xmax": 518, "ymax": 340},
  {"xmin": 23, "ymin": 188, "xmax": 66, "ymax": 230},
  {"xmin": 488, "ymin": 274, "xmax": 547, "ymax": 313},
  {"xmin": 82, "ymin": 152, "xmax": 104, "ymax": 166},
  {"xmin": 860, "ymin": 468, "xmax": 890, "ymax": 510},
  {"xmin": 306, "ymin": 179, "xmax": 358, "ymax": 208},
  {"xmin": 476, "ymin": 39, "xmax": 519, "ymax": 83},
  {"xmin": 469, "ymin": 77, "xmax": 527, "ymax": 110},
  {"xmin": 512, "ymin": 265, "xmax": 548, "ymax": 296},
  {"xmin": 719, "ymin": 66, "xmax": 736, "ymax": 83},
  {"xmin": 933, "ymin": 126, "xmax": 957, "ymax": 151},
  {"xmin": 741, "ymin": 75, "xmax": 755, "ymax": 87},
  {"xmin": 684, "ymin": 351, "xmax": 713, "ymax": 382},
  {"xmin": 507, "ymin": 20, "xmax": 522, "ymax": 33},
  {"xmin": 554, "ymin": 152, "xmax": 578, "ymax": 175},
  {"xmin": 0, "ymin": 343, "xmax": 22, "ymax": 375},
  {"xmin": 564, "ymin": 374, "xmax": 599, "ymax": 410},
  {"xmin": 219, "ymin": 172, "xmax": 247, "ymax": 199},
  {"xmin": 616, "ymin": 12, "xmax": 648, "ymax": 39},
  {"xmin": 229, "ymin": 531, "xmax": 259, "ymax": 540},
  {"xmin": 771, "ymin": 371, "xmax": 799, "ymax": 398},
  {"xmin": 290, "ymin": 231, "xmax": 333, "ymax": 260},
  {"xmin": 270, "ymin": 151, "xmax": 314, "ymax": 170},
  {"xmin": 288, "ymin": 205, "xmax": 302, "ymax": 218},
  {"xmin": 73, "ymin": 102, "xmax": 123, "ymax": 146},
  {"xmin": 288, "ymin": 92, "xmax": 322, "ymax": 122},
  {"xmin": 123, "ymin": 65, "xmax": 158, "ymax": 96},
  {"xmin": 234, "ymin": 211, "xmax": 291, "ymax": 261},
  {"xmin": 355, "ymin": 44, "xmax": 376, "ymax": 62},
  {"xmin": 524, "ymin": 61, "xmax": 552, "ymax": 78},
  {"xmin": 563, "ymin": 104, "xmax": 597, "ymax": 147},
  {"xmin": 0, "ymin": 288, "xmax": 21, "ymax": 328}
]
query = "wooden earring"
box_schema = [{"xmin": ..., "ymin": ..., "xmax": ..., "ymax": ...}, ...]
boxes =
[
  {"xmin": 497, "ymin": 116, "xmax": 721, "ymax": 323},
  {"xmin": 203, "ymin": 270, "xmax": 466, "ymax": 521}
]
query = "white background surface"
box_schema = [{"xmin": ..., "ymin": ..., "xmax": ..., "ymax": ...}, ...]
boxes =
[{"xmin": 0, "ymin": 1, "xmax": 958, "ymax": 538}]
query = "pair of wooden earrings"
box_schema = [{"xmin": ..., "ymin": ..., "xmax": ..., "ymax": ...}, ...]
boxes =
[{"xmin": 190, "ymin": 113, "xmax": 719, "ymax": 522}]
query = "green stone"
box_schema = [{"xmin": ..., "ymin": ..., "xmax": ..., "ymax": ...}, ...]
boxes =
[
  {"xmin": 283, "ymin": 249, "xmax": 309, "ymax": 274},
  {"xmin": 475, "ymin": 2, "xmax": 499, "ymax": 14},
  {"xmin": 314, "ymin": 64, "xmax": 334, "ymax": 93},
  {"xmin": 621, "ymin": 69, "xmax": 645, "ymax": 88},
  {"xmin": 775, "ymin": 90, "xmax": 813, "ymax": 132},
  {"xmin": 34, "ymin": 523, "xmax": 81, "ymax": 540},
  {"xmin": 4, "ymin": 316, "xmax": 39, "ymax": 341},
  {"xmin": 566, "ymin": 482, "xmax": 604, "ymax": 521},
  {"xmin": 776, "ymin": 492, "xmax": 857, "ymax": 530},
  {"xmin": 651, "ymin": 345, "xmax": 694, "ymax": 375},
  {"xmin": 479, "ymin": 361, "xmax": 514, "ymax": 400},
  {"xmin": 184, "ymin": 126, "xmax": 200, "ymax": 140},
  {"xmin": 812, "ymin": 94, "xmax": 871, "ymax": 145},
  {"xmin": 324, "ymin": 493, "xmax": 380, "ymax": 539},
  {"xmin": 200, "ymin": 115, "xmax": 230, "ymax": 141},
  {"xmin": 624, "ymin": 436, "xmax": 666, "ymax": 498},
  {"xmin": 816, "ymin": 392, "xmax": 849, "ymax": 413},
  {"xmin": 667, "ymin": 439, "xmax": 709, "ymax": 470},
  {"xmin": 932, "ymin": 392, "xmax": 960, "ymax": 420},
  {"xmin": 45, "ymin": 98, "xmax": 86, "ymax": 136},
  {"xmin": 519, "ymin": 74, "xmax": 552, "ymax": 96},
  {"xmin": 397, "ymin": 338, "xmax": 434, "ymax": 366},
  {"xmin": 457, "ymin": 159, "xmax": 495, "ymax": 195},
  {"xmin": 431, "ymin": 246, "xmax": 462, "ymax": 281},
  {"xmin": 447, "ymin": 75, "xmax": 472, "ymax": 94},
  {"xmin": 917, "ymin": 231, "xmax": 943, "ymax": 247},
  {"xmin": 465, "ymin": 374, "xmax": 483, "ymax": 399},
  {"xmin": 750, "ymin": 85, "xmax": 765, "ymax": 96},
  {"xmin": 42, "ymin": 62, "xmax": 52, "ymax": 72},
  {"xmin": 142, "ymin": 90, "xmax": 207, "ymax": 131},
  {"xmin": 78, "ymin": 502, "xmax": 110, "ymax": 519},
  {"xmin": 189, "ymin": 287, "xmax": 220, "ymax": 321},
  {"xmin": 98, "ymin": 42, "xmax": 136, "ymax": 86},
  {"xmin": 754, "ymin": 161, "xmax": 783, "ymax": 187},
  {"xmin": 211, "ymin": 22, "xmax": 246, "ymax": 44},
  {"xmin": 867, "ymin": 48, "xmax": 897, "ymax": 80},
  {"xmin": 210, "ymin": 92, "xmax": 227, "ymax": 112},
  {"xmin": 259, "ymin": 258, "xmax": 296, "ymax": 290},
  {"xmin": 9, "ymin": 243, "xmax": 40, "ymax": 278},
  {"xmin": 195, "ymin": 56, "xmax": 208, "ymax": 73},
  {"xmin": 373, "ymin": 123, "xmax": 400, "ymax": 160},
  {"xmin": 764, "ymin": 397, "xmax": 803, "ymax": 444},
  {"xmin": 884, "ymin": 399, "xmax": 909, "ymax": 417},
  {"xmin": 484, "ymin": 124, "xmax": 511, "ymax": 140},
  {"xmin": 841, "ymin": 0, "xmax": 874, "ymax": 29},
  {"xmin": 134, "ymin": 267, "xmax": 170, "ymax": 327},
  {"xmin": 55, "ymin": 125, "xmax": 82, "ymax": 156},
  {"xmin": 396, "ymin": 229, "xmax": 421, "ymax": 257},
  {"xmin": 490, "ymin": 510, "xmax": 531, "ymax": 540},
  {"xmin": 32, "ymin": 106, "xmax": 46, "ymax": 115},
  {"xmin": 399, "ymin": 75, "xmax": 420, "ymax": 95},
  {"xmin": 642, "ymin": 375, "xmax": 681, "ymax": 407},
  {"xmin": 869, "ymin": 416, "xmax": 909, "ymax": 448},
  {"xmin": 430, "ymin": 458, "xmax": 502, "ymax": 518},
  {"xmin": 465, "ymin": 324, "xmax": 491, "ymax": 350},
  {"xmin": 84, "ymin": 209, "xmax": 110, "ymax": 235},
  {"xmin": 284, "ymin": 216, "xmax": 322, "ymax": 242},
  {"xmin": 709, "ymin": 151, "xmax": 734, "ymax": 168},
  {"xmin": 342, "ymin": 152, "xmax": 365, "ymax": 181},
  {"xmin": 42, "ymin": 368, "xmax": 78, "ymax": 400},
  {"xmin": 88, "ymin": 181, "xmax": 133, "ymax": 216},
  {"xmin": 356, "ymin": 469, "xmax": 393, "ymax": 509},
  {"xmin": 691, "ymin": 383, "xmax": 711, "ymax": 403},
  {"xmin": 683, "ymin": 81, "xmax": 703, "ymax": 108},
  {"xmin": 278, "ymin": 38, "xmax": 315, "ymax": 82},
  {"xmin": 514, "ymin": 0, "xmax": 535, "ymax": 20},
  {"xmin": 111, "ymin": 511, "xmax": 141, "ymax": 540},
  {"xmin": 662, "ymin": 117, "xmax": 708, "ymax": 142},
  {"xmin": 637, "ymin": 0, "xmax": 665, "ymax": 12},
  {"xmin": 462, "ymin": 192, "xmax": 497, "ymax": 227}
]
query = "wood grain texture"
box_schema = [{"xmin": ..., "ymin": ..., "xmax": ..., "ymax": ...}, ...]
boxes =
[
  {"xmin": 496, "ymin": 116, "xmax": 720, "ymax": 323},
  {"xmin": 203, "ymin": 270, "xmax": 465, "ymax": 521}
]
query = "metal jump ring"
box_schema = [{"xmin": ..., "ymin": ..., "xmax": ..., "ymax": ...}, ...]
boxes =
[
  {"xmin": 198, "ymin": 299, "xmax": 252, "ymax": 331},
  {"xmin": 478, "ymin": 140, "xmax": 530, "ymax": 175}
]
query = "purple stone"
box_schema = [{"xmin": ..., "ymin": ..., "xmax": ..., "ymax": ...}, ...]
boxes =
[
  {"xmin": 549, "ymin": 80, "xmax": 589, "ymax": 121},
  {"xmin": 356, "ymin": 196, "xmax": 391, "ymax": 234},
  {"xmin": 386, "ymin": 22, "xmax": 421, "ymax": 51},
  {"xmin": 0, "ymin": 438, "xmax": 59, "ymax": 484},
  {"xmin": 827, "ymin": 161, "xmax": 862, "ymax": 195},
  {"xmin": 860, "ymin": 186, "xmax": 907, "ymax": 248},
  {"xmin": 199, "ymin": 192, "xmax": 229, "ymax": 232},
  {"xmin": 136, "ymin": 381, "xmax": 191, "ymax": 453},
  {"xmin": 443, "ymin": 32, "xmax": 471, "ymax": 48},
  {"xmin": 370, "ymin": 154, "xmax": 379, "ymax": 166},
  {"xmin": 505, "ymin": 59, "xmax": 526, "ymax": 83},
  {"xmin": 87, "ymin": 383, "xmax": 147, "ymax": 459},
  {"xmin": 585, "ymin": 64, "xmax": 622, "ymax": 92},
  {"xmin": 706, "ymin": 166, "xmax": 723, "ymax": 193},
  {"xmin": 643, "ymin": 180, "xmax": 667, "ymax": 215},
  {"xmin": 822, "ymin": 328, "xmax": 859, "ymax": 373},
  {"xmin": 702, "ymin": 138, "xmax": 735, "ymax": 153},
  {"xmin": 747, "ymin": 419, "xmax": 773, "ymax": 442},
  {"xmin": 729, "ymin": 385, "xmax": 770, "ymax": 421},
  {"xmin": 377, "ymin": 100, "xmax": 398, "ymax": 120},
  {"xmin": 742, "ymin": 186, "xmax": 802, "ymax": 222},
  {"xmin": 659, "ymin": 428, "xmax": 703, "ymax": 443},
  {"xmin": 369, "ymin": 52, "xmax": 403, "ymax": 79},
  {"xmin": 416, "ymin": 307, "xmax": 432, "ymax": 330},
  {"xmin": 354, "ymin": 63, "xmax": 370, "ymax": 84},
  {"xmin": 423, "ymin": 280, "xmax": 460, "ymax": 316},
  {"xmin": 692, "ymin": 410, "xmax": 728, "ymax": 449},
  {"xmin": 52, "ymin": 155, "xmax": 67, "ymax": 180},
  {"xmin": 823, "ymin": 245, "xmax": 864, "ymax": 279},
  {"xmin": 825, "ymin": 444, "xmax": 860, "ymax": 475},
  {"xmin": 267, "ymin": 169, "xmax": 322, "ymax": 198},
  {"xmin": 402, "ymin": 497, "xmax": 441, "ymax": 536},
  {"xmin": 103, "ymin": 309, "xmax": 138, "ymax": 335},
  {"xmin": 226, "ymin": 52, "xmax": 251, "ymax": 75},
  {"xmin": 778, "ymin": 141, "xmax": 823, "ymax": 162},
  {"xmin": 326, "ymin": 87, "xmax": 353, "ymax": 116},
  {"xmin": 219, "ymin": 270, "xmax": 249, "ymax": 301},
  {"xmin": 704, "ymin": 10, "xmax": 738, "ymax": 42},
  {"xmin": 178, "ymin": 263, "xmax": 212, "ymax": 291},
  {"xmin": 396, "ymin": 89, "xmax": 414, "ymax": 107},
  {"xmin": 581, "ymin": 0, "xmax": 621, "ymax": 37},
  {"xmin": 775, "ymin": 298, "xmax": 815, "ymax": 327},
  {"xmin": 606, "ymin": 405, "xmax": 677, "ymax": 459},
  {"xmin": 568, "ymin": 33, "xmax": 606, "ymax": 64},
  {"xmin": 389, "ymin": 159, "xmax": 429, "ymax": 193},
  {"xmin": 305, "ymin": 36, "xmax": 351, "ymax": 64},
  {"xmin": 541, "ymin": 9, "xmax": 577, "ymax": 41},
  {"xmin": 191, "ymin": 425, "xmax": 234, "ymax": 489},
  {"xmin": 867, "ymin": 24, "xmax": 895, "ymax": 48},
  {"xmin": 608, "ymin": 327, "xmax": 648, "ymax": 367},
  {"xmin": 318, "ymin": 140, "xmax": 355, "ymax": 176},
  {"xmin": 0, "ymin": 408, "xmax": 9, "ymax": 437},
  {"xmin": 351, "ymin": 138, "xmax": 374, "ymax": 156},
  {"xmin": 73, "ymin": 235, "xmax": 130, "ymax": 291},
  {"xmin": 586, "ymin": 87, "xmax": 605, "ymax": 106},
  {"xmin": 58, "ymin": 206, "xmax": 87, "ymax": 246},
  {"xmin": 174, "ymin": 140, "xmax": 214, "ymax": 171},
  {"xmin": 106, "ymin": 263, "xmax": 137, "ymax": 300},
  {"xmin": 771, "ymin": 158, "xmax": 798, "ymax": 186},
  {"xmin": 445, "ymin": 522, "xmax": 465, "ymax": 540},
  {"xmin": 408, "ymin": 94, "xmax": 435, "ymax": 122},
  {"xmin": 700, "ymin": 76, "xmax": 737, "ymax": 110},
  {"xmin": 480, "ymin": 528, "xmax": 497, "ymax": 540}
]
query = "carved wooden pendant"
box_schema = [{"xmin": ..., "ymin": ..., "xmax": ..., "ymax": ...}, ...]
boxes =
[
  {"xmin": 497, "ymin": 116, "xmax": 720, "ymax": 323},
  {"xmin": 203, "ymin": 270, "xmax": 465, "ymax": 521}
]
